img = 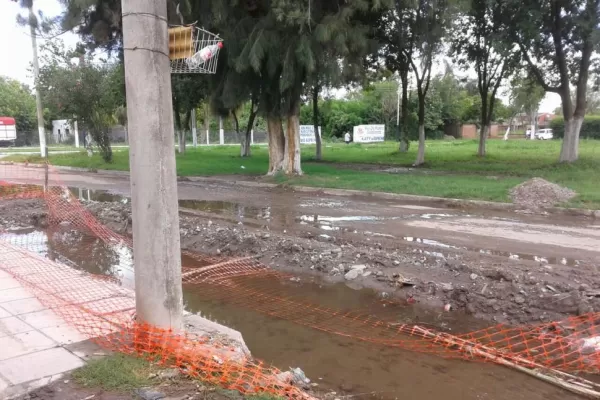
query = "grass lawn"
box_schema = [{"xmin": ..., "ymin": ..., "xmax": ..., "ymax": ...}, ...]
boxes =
[
  {"xmin": 0, "ymin": 145, "xmax": 78, "ymax": 153},
  {"xmin": 5, "ymin": 139, "xmax": 599, "ymax": 208}
]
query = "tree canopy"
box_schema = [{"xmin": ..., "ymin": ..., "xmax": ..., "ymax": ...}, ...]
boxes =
[
  {"xmin": 37, "ymin": 40, "xmax": 124, "ymax": 161},
  {"xmin": 0, "ymin": 76, "xmax": 37, "ymax": 145},
  {"xmin": 24, "ymin": 0, "xmax": 600, "ymax": 169},
  {"xmin": 500, "ymin": 0, "xmax": 600, "ymax": 162}
]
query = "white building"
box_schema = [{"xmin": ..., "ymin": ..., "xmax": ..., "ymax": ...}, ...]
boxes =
[{"xmin": 51, "ymin": 119, "xmax": 75, "ymax": 144}]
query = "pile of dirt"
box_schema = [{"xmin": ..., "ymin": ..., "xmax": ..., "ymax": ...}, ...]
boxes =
[{"xmin": 510, "ymin": 178, "xmax": 576, "ymax": 209}]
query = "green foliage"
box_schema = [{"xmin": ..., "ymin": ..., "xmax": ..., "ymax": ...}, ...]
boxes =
[
  {"xmin": 509, "ymin": 73, "xmax": 545, "ymax": 120},
  {"xmin": 451, "ymin": 0, "xmax": 519, "ymax": 149},
  {"xmin": 551, "ymin": 116, "xmax": 600, "ymax": 140},
  {"xmin": 300, "ymin": 73, "xmax": 504, "ymax": 140},
  {"xmin": 37, "ymin": 40, "xmax": 124, "ymax": 162},
  {"xmin": 0, "ymin": 76, "xmax": 37, "ymax": 144},
  {"xmin": 60, "ymin": 0, "xmax": 123, "ymax": 54}
]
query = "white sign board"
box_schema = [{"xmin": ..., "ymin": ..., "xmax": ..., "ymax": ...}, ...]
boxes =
[
  {"xmin": 300, "ymin": 125, "xmax": 322, "ymax": 144},
  {"xmin": 353, "ymin": 125, "xmax": 385, "ymax": 143}
]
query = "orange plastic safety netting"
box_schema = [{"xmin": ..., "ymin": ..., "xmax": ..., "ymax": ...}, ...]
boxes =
[
  {"xmin": 2, "ymin": 162, "xmax": 600, "ymax": 398},
  {"xmin": 0, "ymin": 163, "xmax": 312, "ymax": 399}
]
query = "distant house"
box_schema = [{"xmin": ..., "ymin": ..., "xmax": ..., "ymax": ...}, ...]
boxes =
[
  {"xmin": 51, "ymin": 120, "xmax": 74, "ymax": 143},
  {"xmin": 537, "ymin": 113, "xmax": 555, "ymax": 128},
  {"xmin": 51, "ymin": 120, "xmax": 127, "ymax": 144}
]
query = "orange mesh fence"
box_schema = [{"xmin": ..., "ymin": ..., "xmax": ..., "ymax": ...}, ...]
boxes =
[
  {"xmin": 2, "ymin": 162, "xmax": 600, "ymax": 397},
  {"xmin": 0, "ymin": 164, "xmax": 311, "ymax": 400}
]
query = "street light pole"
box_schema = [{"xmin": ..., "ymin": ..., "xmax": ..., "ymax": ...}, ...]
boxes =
[{"xmin": 27, "ymin": 3, "xmax": 47, "ymax": 158}]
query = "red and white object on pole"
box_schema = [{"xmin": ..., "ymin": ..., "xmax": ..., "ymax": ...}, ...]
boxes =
[
  {"xmin": 169, "ymin": 25, "xmax": 222, "ymax": 74},
  {"xmin": 186, "ymin": 42, "xmax": 223, "ymax": 69},
  {"xmin": 0, "ymin": 117, "xmax": 17, "ymax": 146}
]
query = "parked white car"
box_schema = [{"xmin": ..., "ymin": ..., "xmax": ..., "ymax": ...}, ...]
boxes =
[
  {"xmin": 525, "ymin": 128, "xmax": 553, "ymax": 140},
  {"xmin": 535, "ymin": 129, "xmax": 553, "ymax": 140}
]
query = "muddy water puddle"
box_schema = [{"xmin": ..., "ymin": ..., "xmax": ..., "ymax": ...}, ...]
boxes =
[
  {"xmin": 0, "ymin": 227, "xmax": 574, "ymax": 400},
  {"xmin": 65, "ymin": 188, "xmax": 587, "ymax": 267}
]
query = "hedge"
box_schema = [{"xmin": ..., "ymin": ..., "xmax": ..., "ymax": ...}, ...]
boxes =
[{"xmin": 550, "ymin": 115, "xmax": 600, "ymax": 139}]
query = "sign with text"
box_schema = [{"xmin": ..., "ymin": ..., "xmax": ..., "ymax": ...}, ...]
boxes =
[
  {"xmin": 300, "ymin": 125, "xmax": 322, "ymax": 144},
  {"xmin": 353, "ymin": 125, "xmax": 385, "ymax": 143}
]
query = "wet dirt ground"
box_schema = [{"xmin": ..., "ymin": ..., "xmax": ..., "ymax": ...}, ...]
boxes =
[
  {"xmin": 2, "ymin": 166, "xmax": 600, "ymax": 399},
  {"xmin": 0, "ymin": 227, "xmax": 576, "ymax": 400}
]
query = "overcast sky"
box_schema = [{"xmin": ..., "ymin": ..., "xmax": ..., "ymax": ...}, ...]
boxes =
[
  {"xmin": 0, "ymin": 0, "xmax": 79, "ymax": 85},
  {"xmin": 0, "ymin": 0, "xmax": 561, "ymax": 113}
]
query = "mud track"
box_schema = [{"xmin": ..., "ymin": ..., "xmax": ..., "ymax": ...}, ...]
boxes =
[{"xmin": 1, "ymin": 167, "xmax": 599, "ymax": 326}]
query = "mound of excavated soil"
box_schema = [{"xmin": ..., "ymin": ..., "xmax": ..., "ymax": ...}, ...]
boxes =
[{"xmin": 510, "ymin": 178, "xmax": 576, "ymax": 208}]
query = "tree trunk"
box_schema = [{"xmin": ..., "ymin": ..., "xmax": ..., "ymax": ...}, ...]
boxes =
[
  {"xmin": 204, "ymin": 104, "xmax": 210, "ymax": 144},
  {"xmin": 177, "ymin": 130, "xmax": 185, "ymax": 154},
  {"xmin": 414, "ymin": 124, "xmax": 426, "ymax": 166},
  {"xmin": 232, "ymin": 110, "xmax": 245, "ymax": 157},
  {"xmin": 312, "ymin": 85, "xmax": 322, "ymax": 161},
  {"xmin": 242, "ymin": 109, "xmax": 257, "ymax": 158},
  {"xmin": 414, "ymin": 94, "xmax": 426, "ymax": 166},
  {"xmin": 478, "ymin": 125, "xmax": 488, "ymax": 157},
  {"xmin": 283, "ymin": 105, "xmax": 302, "ymax": 175},
  {"xmin": 267, "ymin": 116, "xmax": 285, "ymax": 175},
  {"xmin": 529, "ymin": 109, "xmax": 537, "ymax": 140},
  {"xmin": 479, "ymin": 95, "xmax": 488, "ymax": 157},
  {"xmin": 559, "ymin": 116, "xmax": 583, "ymax": 162},
  {"xmin": 399, "ymin": 72, "xmax": 409, "ymax": 152},
  {"xmin": 174, "ymin": 105, "xmax": 185, "ymax": 154}
]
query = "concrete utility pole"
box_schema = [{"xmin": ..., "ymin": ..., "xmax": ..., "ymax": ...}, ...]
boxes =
[
  {"xmin": 73, "ymin": 119, "xmax": 80, "ymax": 148},
  {"xmin": 121, "ymin": 0, "xmax": 183, "ymax": 331},
  {"xmin": 191, "ymin": 108, "xmax": 197, "ymax": 147},
  {"xmin": 27, "ymin": 3, "xmax": 47, "ymax": 157},
  {"xmin": 219, "ymin": 116, "xmax": 224, "ymax": 145}
]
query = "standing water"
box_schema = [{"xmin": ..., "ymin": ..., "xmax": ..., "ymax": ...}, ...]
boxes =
[{"xmin": 0, "ymin": 226, "xmax": 572, "ymax": 400}]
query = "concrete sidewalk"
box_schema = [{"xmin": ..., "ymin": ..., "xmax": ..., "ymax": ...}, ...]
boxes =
[
  {"xmin": 0, "ymin": 238, "xmax": 250, "ymax": 399},
  {"xmin": 0, "ymin": 271, "xmax": 93, "ymax": 399}
]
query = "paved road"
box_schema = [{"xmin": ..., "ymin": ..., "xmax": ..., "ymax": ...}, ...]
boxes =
[{"xmin": 1, "ymin": 164, "xmax": 598, "ymax": 266}]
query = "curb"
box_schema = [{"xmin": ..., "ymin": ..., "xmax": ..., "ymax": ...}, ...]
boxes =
[
  {"xmin": 2, "ymin": 161, "xmax": 598, "ymax": 218},
  {"xmin": 184, "ymin": 176, "xmax": 599, "ymax": 218}
]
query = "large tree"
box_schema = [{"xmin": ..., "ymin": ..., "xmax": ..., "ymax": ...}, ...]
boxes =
[
  {"xmin": 509, "ymin": 73, "xmax": 546, "ymax": 138},
  {"xmin": 452, "ymin": 0, "xmax": 519, "ymax": 156},
  {"xmin": 37, "ymin": 40, "xmax": 124, "ymax": 161},
  {"xmin": 502, "ymin": 0, "xmax": 600, "ymax": 162},
  {"xmin": 370, "ymin": 0, "xmax": 414, "ymax": 152},
  {"xmin": 210, "ymin": 44, "xmax": 261, "ymax": 158},
  {"xmin": 409, "ymin": 0, "xmax": 452, "ymax": 166},
  {"xmin": 208, "ymin": 0, "xmax": 381, "ymax": 175},
  {"xmin": 172, "ymin": 75, "xmax": 209, "ymax": 154}
]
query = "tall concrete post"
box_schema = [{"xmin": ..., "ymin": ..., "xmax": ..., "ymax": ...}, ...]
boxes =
[
  {"xmin": 28, "ymin": 5, "xmax": 47, "ymax": 158},
  {"xmin": 121, "ymin": 0, "xmax": 183, "ymax": 331},
  {"xmin": 191, "ymin": 108, "xmax": 198, "ymax": 147},
  {"xmin": 219, "ymin": 116, "xmax": 224, "ymax": 145},
  {"xmin": 73, "ymin": 120, "xmax": 80, "ymax": 148}
]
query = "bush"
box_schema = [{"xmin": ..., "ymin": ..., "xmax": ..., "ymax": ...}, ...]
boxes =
[{"xmin": 550, "ymin": 116, "xmax": 600, "ymax": 139}]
